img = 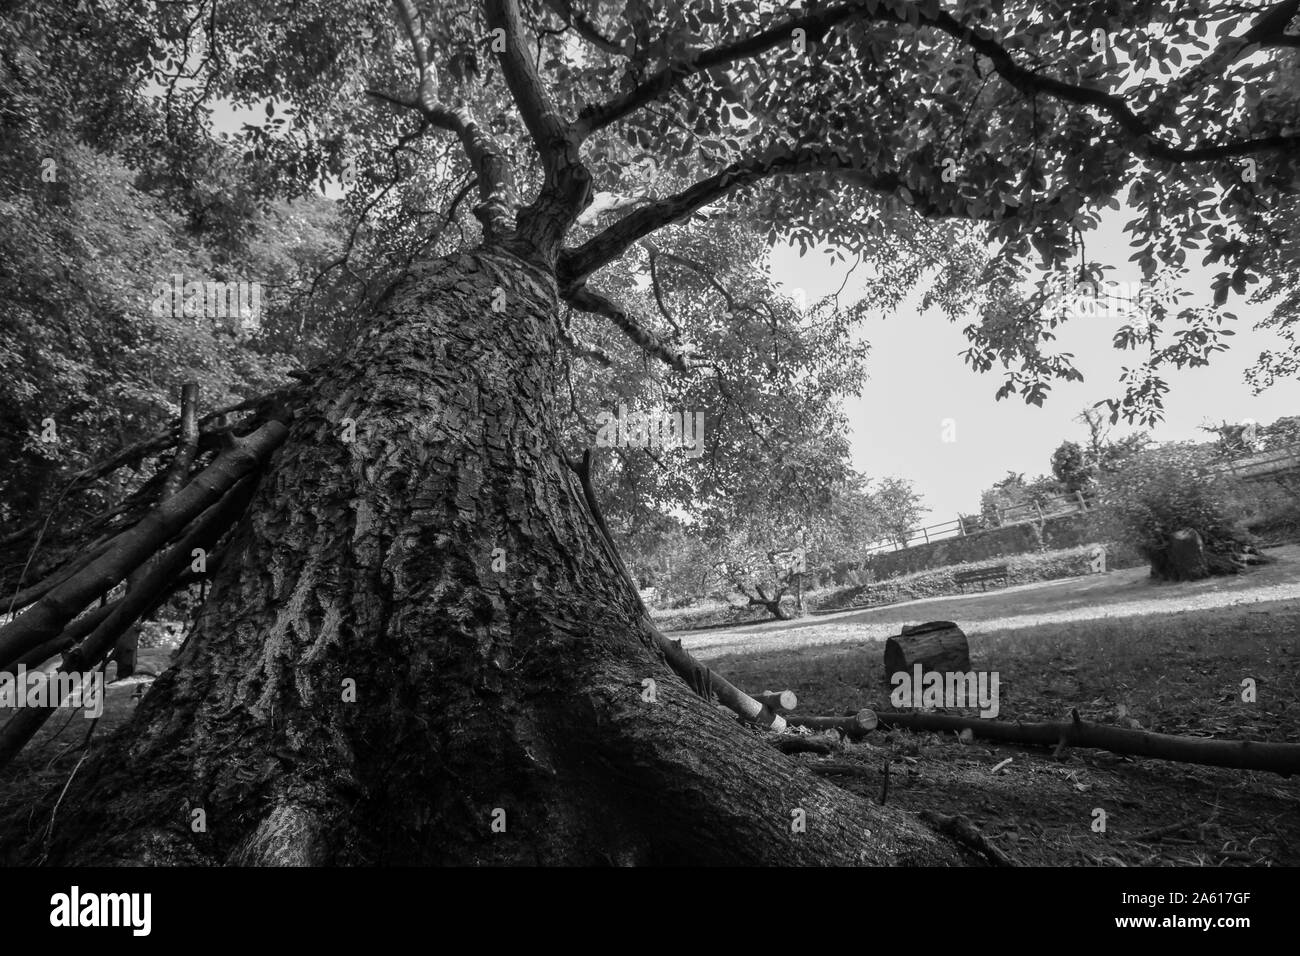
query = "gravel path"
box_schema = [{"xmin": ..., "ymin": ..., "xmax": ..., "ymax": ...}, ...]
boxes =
[{"xmin": 678, "ymin": 545, "xmax": 1300, "ymax": 661}]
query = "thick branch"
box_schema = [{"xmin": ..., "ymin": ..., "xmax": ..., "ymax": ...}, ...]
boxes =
[
  {"xmin": 393, "ymin": 0, "xmax": 439, "ymax": 113},
  {"xmin": 928, "ymin": 7, "xmax": 1300, "ymax": 162},
  {"xmin": 485, "ymin": 0, "xmax": 569, "ymax": 163},
  {"xmin": 367, "ymin": 90, "xmax": 517, "ymax": 239},
  {"xmin": 541, "ymin": 0, "xmax": 625, "ymax": 55},
  {"xmin": 484, "ymin": 0, "xmax": 593, "ymax": 257},
  {"xmin": 559, "ymin": 144, "xmax": 931, "ymax": 288},
  {"xmin": 575, "ymin": 1, "xmax": 868, "ymax": 136},
  {"xmin": 564, "ymin": 285, "xmax": 698, "ymax": 374}
]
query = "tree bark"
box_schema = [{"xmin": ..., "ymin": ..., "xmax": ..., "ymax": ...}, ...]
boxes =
[{"xmin": 6, "ymin": 249, "xmax": 961, "ymax": 866}]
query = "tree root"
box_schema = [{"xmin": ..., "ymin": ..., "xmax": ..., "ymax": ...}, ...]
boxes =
[{"xmin": 919, "ymin": 810, "xmax": 1016, "ymax": 867}]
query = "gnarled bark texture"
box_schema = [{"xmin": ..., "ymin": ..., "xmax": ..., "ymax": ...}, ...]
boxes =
[{"xmin": 7, "ymin": 249, "xmax": 962, "ymax": 866}]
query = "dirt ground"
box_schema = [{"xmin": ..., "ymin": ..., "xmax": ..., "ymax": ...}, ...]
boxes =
[{"xmin": 700, "ymin": 548, "xmax": 1300, "ymax": 865}]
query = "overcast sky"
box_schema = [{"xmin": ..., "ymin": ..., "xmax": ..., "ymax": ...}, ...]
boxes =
[{"xmin": 770, "ymin": 211, "xmax": 1300, "ymax": 523}]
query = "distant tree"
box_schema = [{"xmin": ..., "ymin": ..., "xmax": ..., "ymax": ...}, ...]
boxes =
[
  {"xmin": 1259, "ymin": 415, "xmax": 1300, "ymax": 450},
  {"xmin": 1051, "ymin": 440, "xmax": 1090, "ymax": 493},
  {"xmin": 1095, "ymin": 443, "xmax": 1253, "ymax": 580},
  {"xmin": 872, "ymin": 476, "xmax": 924, "ymax": 548},
  {"xmin": 1076, "ymin": 407, "xmax": 1151, "ymax": 475}
]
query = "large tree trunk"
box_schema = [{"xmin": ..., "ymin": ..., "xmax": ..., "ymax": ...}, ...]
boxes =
[{"xmin": 8, "ymin": 249, "xmax": 960, "ymax": 866}]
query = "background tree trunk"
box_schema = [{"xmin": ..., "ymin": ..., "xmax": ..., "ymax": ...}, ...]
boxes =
[{"xmin": 8, "ymin": 249, "xmax": 961, "ymax": 867}]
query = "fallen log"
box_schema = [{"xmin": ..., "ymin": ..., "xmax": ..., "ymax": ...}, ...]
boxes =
[
  {"xmin": 5, "ymin": 603, "xmax": 117, "ymax": 674},
  {"xmin": 878, "ymin": 710, "xmax": 1300, "ymax": 776},
  {"xmin": 5, "ymin": 535, "xmax": 116, "ymax": 614},
  {"xmin": 883, "ymin": 621, "xmax": 970, "ymax": 679},
  {"xmin": 786, "ymin": 709, "xmax": 878, "ymax": 739}
]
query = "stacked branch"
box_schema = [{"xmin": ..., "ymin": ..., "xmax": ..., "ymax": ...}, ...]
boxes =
[
  {"xmin": 0, "ymin": 475, "xmax": 262, "ymax": 769},
  {"xmin": 0, "ymin": 417, "xmax": 288, "ymax": 672},
  {"xmin": 0, "ymin": 386, "xmax": 293, "ymax": 769},
  {"xmin": 1, "ymin": 383, "xmax": 304, "ymax": 599}
]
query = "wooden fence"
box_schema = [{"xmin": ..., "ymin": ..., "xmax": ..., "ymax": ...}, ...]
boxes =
[
  {"xmin": 861, "ymin": 489, "xmax": 1094, "ymax": 556},
  {"xmin": 1209, "ymin": 443, "xmax": 1300, "ymax": 482}
]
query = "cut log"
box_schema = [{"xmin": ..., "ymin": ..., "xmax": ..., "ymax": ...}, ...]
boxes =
[
  {"xmin": 883, "ymin": 621, "xmax": 971, "ymax": 681},
  {"xmin": 755, "ymin": 689, "xmax": 798, "ymax": 712},
  {"xmin": 786, "ymin": 709, "xmax": 878, "ymax": 739},
  {"xmin": 878, "ymin": 710, "xmax": 1300, "ymax": 776}
]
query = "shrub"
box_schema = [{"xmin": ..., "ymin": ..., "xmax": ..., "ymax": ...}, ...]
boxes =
[{"xmin": 1092, "ymin": 442, "xmax": 1251, "ymax": 579}]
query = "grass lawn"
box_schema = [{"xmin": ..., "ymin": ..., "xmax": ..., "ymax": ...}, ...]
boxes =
[{"xmin": 714, "ymin": 599, "xmax": 1300, "ymax": 865}]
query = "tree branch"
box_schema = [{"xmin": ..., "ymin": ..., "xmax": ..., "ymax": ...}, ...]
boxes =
[
  {"xmin": 564, "ymin": 285, "xmax": 701, "ymax": 374},
  {"xmin": 574, "ymin": 0, "xmax": 869, "ymax": 137},
  {"xmin": 926, "ymin": 6, "xmax": 1300, "ymax": 162},
  {"xmin": 557, "ymin": 320, "xmax": 613, "ymax": 366},
  {"xmin": 541, "ymin": 0, "xmax": 625, "ymax": 55},
  {"xmin": 485, "ymin": 0, "xmax": 570, "ymax": 163},
  {"xmin": 393, "ymin": 0, "xmax": 440, "ymax": 114},
  {"xmin": 1145, "ymin": 0, "xmax": 1300, "ymax": 125},
  {"xmin": 559, "ymin": 143, "xmax": 937, "ymax": 289}
]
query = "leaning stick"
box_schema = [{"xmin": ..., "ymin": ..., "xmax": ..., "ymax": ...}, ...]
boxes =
[
  {"xmin": 568, "ymin": 448, "xmax": 787, "ymax": 731},
  {"xmin": 641, "ymin": 618, "xmax": 788, "ymax": 731}
]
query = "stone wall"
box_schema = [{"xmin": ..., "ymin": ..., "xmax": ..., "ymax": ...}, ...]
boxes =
[{"xmin": 863, "ymin": 510, "xmax": 1142, "ymax": 578}]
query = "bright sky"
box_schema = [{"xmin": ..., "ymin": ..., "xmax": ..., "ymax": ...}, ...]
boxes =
[{"xmin": 769, "ymin": 212, "xmax": 1300, "ymax": 522}]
